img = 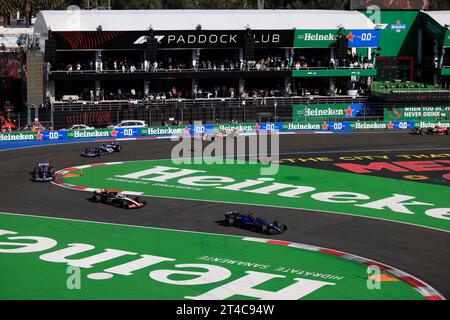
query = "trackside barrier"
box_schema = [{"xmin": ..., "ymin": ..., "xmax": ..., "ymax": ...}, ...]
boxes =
[{"xmin": 0, "ymin": 121, "xmax": 447, "ymax": 146}]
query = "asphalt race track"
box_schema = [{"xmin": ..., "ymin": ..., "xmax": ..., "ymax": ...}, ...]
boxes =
[{"xmin": 0, "ymin": 132, "xmax": 449, "ymax": 298}]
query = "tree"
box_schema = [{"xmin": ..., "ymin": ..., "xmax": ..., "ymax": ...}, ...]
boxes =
[
  {"xmin": 16, "ymin": 0, "xmax": 64, "ymax": 26},
  {"xmin": 111, "ymin": 0, "xmax": 163, "ymax": 9}
]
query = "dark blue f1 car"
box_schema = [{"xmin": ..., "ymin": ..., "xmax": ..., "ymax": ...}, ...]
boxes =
[
  {"xmin": 224, "ymin": 211, "xmax": 288, "ymax": 235},
  {"xmin": 81, "ymin": 142, "xmax": 121, "ymax": 157},
  {"xmin": 32, "ymin": 163, "xmax": 56, "ymax": 182}
]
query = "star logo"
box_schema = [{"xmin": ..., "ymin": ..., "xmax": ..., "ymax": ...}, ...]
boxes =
[
  {"xmin": 345, "ymin": 106, "xmax": 354, "ymax": 117},
  {"xmin": 346, "ymin": 32, "xmax": 354, "ymax": 42},
  {"xmin": 387, "ymin": 122, "xmax": 394, "ymax": 130},
  {"xmin": 111, "ymin": 129, "xmax": 118, "ymax": 137},
  {"xmin": 322, "ymin": 122, "xmax": 328, "ymax": 130},
  {"xmin": 396, "ymin": 20, "xmax": 401, "ymax": 25},
  {"xmin": 36, "ymin": 131, "xmax": 43, "ymax": 140},
  {"xmin": 254, "ymin": 123, "xmax": 260, "ymax": 131},
  {"xmin": 184, "ymin": 126, "xmax": 190, "ymax": 133}
]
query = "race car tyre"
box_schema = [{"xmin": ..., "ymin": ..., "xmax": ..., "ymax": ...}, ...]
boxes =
[
  {"xmin": 274, "ymin": 221, "xmax": 284, "ymax": 229},
  {"xmin": 92, "ymin": 194, "xmax": 101, "ymax": 202},
  {"xmin": 226, "ymin": 218, "xmax": 234, "ymax": 226},
  {"xmin": 33, "ymin": 173, "xmax": 39, "ymax": 181},
  {"xmin": 260, "ymin": 225, "xmax": 268, "ymax": 234},
  {"xmin": 121, "ymin": 200, "xmax": 129, "ymax": 209}
]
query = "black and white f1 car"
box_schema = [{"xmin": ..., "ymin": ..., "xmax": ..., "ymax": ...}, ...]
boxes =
[
  {"xmin": 32, "ymin": 163, "xmax": 56, "ymax": 182},
  {"xmin": 81, "ymin": 142, "xmax": 122, "ymax": 157},
  {"xmin": 223, "ymin": 211, "xmax": 287, "ymax": 235},
  {"xmin": 194, "ymin": 129, "xmax": 239, "ymax": 141},
  {"xmin": 91, "ymin": 190, "xmax": 146, "ymax": 209},
  {"xmin": 410, "ymin": 125, "xmax": 449, "ymax": 135}
]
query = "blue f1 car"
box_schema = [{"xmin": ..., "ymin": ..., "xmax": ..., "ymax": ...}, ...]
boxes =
[
  {"xmin": 81, "ymin": 142, "xmax": 121, "ymax": 157},
  {"xmin": 32, "ymin": 163, "xmax": 56, "ymax": 182},
  {"xmin": 224, "ymin": 211, "xmax": 288, "ymax": 235}
]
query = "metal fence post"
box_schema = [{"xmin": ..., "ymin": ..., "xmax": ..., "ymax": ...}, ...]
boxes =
[
  {"xmin": 50, "ymin": 107, "xmax": 54, "ymax": 128},
  {"xmin": 149, "ymin": 107, "xmax": 152, "ymax": 126},
  {"xmin": 181, "ymin": 107, "xmax": 184, "ymax": 124}
]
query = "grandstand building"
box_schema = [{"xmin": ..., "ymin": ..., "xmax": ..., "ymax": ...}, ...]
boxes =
[{"xmin": 32, "ymin": 10, "xmax": 379, "ymax": 105}]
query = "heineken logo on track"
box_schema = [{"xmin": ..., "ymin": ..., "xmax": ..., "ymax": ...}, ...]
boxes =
[
  {"xmin": 0, "ymin": 213, "xmax": 437, "ymax": 300},
  {"xmin": 55, "ymin": 160, "xmax": 450, "ymax": 232}
]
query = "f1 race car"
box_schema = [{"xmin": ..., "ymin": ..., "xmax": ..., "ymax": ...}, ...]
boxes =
[
  {"xmin": 194, "ymin": 129, "xmax": 239, "ymax": 141},
  {"xmin": 32, "ymin": 163, "xmax": 56, "ymax": 182},
  {"xmin": 410, "ymin": 125, "xmax": 449, "ymax": 135},
  {"xmin": 224, "ymin": 211, "xmax": 287, "ymax": 235},
  {"xmin": 90, "ymin": 190, "xmax": 146, "ymax": 209},
  {"xmin": 81, "ymin": 142, "xmax": 122, "ymax": 157}
]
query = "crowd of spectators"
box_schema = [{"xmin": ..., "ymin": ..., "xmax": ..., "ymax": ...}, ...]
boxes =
[
  {"xmin": 196, "ymin": 55, "xmax": 290, "ymax": 71},
  {"xmin": 56, "ymin": 52, "xmax": 375, "ymax": 74},
  {"xmin": 292, "ymin": 52, "xmax": 374, "ymax": 70}
]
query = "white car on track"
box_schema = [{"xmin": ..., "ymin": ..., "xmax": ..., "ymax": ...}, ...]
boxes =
[
  {"xmin": 61, "ymin": 124, "xmax": 95, "ymax": 130},
  {"xmin": 107, "ymin": 120, "xmax": 147, "ymax": 129}
]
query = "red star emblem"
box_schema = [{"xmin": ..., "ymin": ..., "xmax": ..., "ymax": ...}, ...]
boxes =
[
  {"xmin": 322, "ymin": 122, "xmax": 328, "ymax": 130},
  {"xmin": 184, "ymin": 126, "xmax": 190, "ymax": 133},
  {"xmin": 345, "ymin": 106, "xmax": 353, "ymax": 117},
  {"xmin": 111, "ymin": 129, "xmax": 118, "ymax": 137},
  {"xmin": 346, "ymin": 32, "xmax": 354, "ymax": 41},
  {"xmin": 254, "ymin": 123, "xmax": 260, "ymax": 130},
  {"xmin": 36, "ymin": 131, "xmax": 43, "ymax": 140},
  {"xmin": 387, "ymin": 122, "xmax": 394, "ymax": 130},
  {"xmin": 396, "ymin": 20, "xmax": 401, "ymax": 25}
]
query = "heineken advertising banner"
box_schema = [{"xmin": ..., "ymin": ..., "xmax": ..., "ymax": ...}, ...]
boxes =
[
  {"xmin": 293, "ymin": 104, "xmax": 365, "ymax": 121},
  {"xmin": 0, "ymin": 119, "xmax": 436, "ymax": 145},
  {"xmin": 349, "ymin": 121, "xmax": 415, "ymax": 130},
  {"xmin": 414, "ymin": 121, "xmax": 450, "ymax": 129},
  {"xmin": 293, "ymin": 29, "xmax": 379, "ymax": 48},
  {"xmin": 66, "ymin": 129, "xmax": 113, "ymax": 139},
  {"xmin": 0, "ymin": 132, "xmax": 36, "ymax": 141},
  {"xmin": 142, "ymin": 126, "xmax": 187, "ymax": 136},
  {"xmin": 384, "ymin": 106, "xmax": 450, "ymax": 121}
]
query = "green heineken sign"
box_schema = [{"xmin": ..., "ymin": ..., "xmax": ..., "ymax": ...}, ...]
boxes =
[
  {"xmin": 66, "ymin": 129, "xmax": 113, "ymax": 139},
  {"xmin": 294, "ymin": 30, "xmax": 341, "ymax": 48},
  {"xmin": 349, "ymin": 122, "xmax": 390, "ymax": 130},
  {"xmin": 293, "ymin": 104, "xmax": 364, "ymax": 121},
  {"xmin": 142, "ymin": 126, "xmax": 186, "ymax": 136},
  {"xmin": 0, "ymin": 132, "xmax": 36, "ymax": 141},
  {"xmin": 282, "ymin": 122, "xmax": 323, "ymax": 131},
  {"xmin": 384, "ymin": 106, "xmax": 450, "ymax": 121}
]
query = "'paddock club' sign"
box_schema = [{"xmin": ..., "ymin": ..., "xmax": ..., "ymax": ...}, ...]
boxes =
[{"xmin": 54, "ymin": 30, "xmax": 295, "ymax": 49}]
